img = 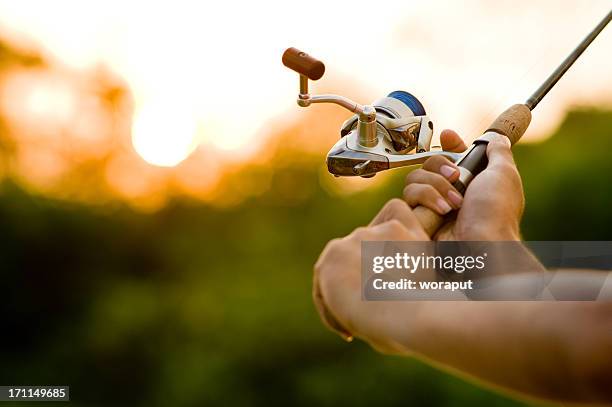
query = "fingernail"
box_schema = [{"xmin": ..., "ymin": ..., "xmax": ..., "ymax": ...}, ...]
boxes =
[
  {"xmin": 436, "ymin": 198, "xmax": 452, "ymax": 214},
  {"xmin": 447, "ymin": 190, "xmax": 463, "ymax": 208},
  {"xmin": 440, "ymin": 165, "xmax": 457, "ymax": 179}
]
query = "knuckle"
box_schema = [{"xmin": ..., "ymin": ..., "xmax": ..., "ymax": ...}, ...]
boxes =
[
  {"xmin": 402, "ymin": 185, "xmax": 412, "ymax": 203},
  {"xmin": 322, "ymin": 237, "xmax": 343, "ymax": 255},
  {"xmin": 421, "ymin": 172, "xmax": 450, "ymax": 191},
  {"xmin": 422, "ymin": 155, "xmax": 450, "ymax": 171},
  {"xmin": 404, "ymin": 183, "xmax": 439, "ymax": 205},
  {"xmin": 315, "ymin": 238, "xmax": 341, "ymax": 272},
  {"xmin": 417, "ymin": 184, "xmax": 438, "ymax": 199},
  {"xmin": 385, "ymin": 198, "xmax": 407, "ymax": 213},
  {"xmin": 385, "ymin": 219, "xmax": 407, "ymax": 234},
  {"xmin": 350, "ymin": 226, "xmax": 368, "ymax": 240},
  {"xmin": 405, "ymin": 168, "xmax": 425, "ymax": 184},
  {"xmin": 402, "ymin": 184, "xmax": 411, "ymax": 197},
  {"xmin": 329, "ymin": 237, "xmax": 342, "ymax": 246},
  {"xmin": 403, "ymin": 183, "xmax": 421, "ymax": 197}
]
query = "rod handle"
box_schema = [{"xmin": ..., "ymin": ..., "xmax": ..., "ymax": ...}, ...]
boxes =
[
  {"xmin": 413, "ymin": 205, "xmax": 445, "ymax": 237},
  {"xmin": 282, "ymin": 47, "xmax": 325, "ymax": 80},
  {"xmin": 485, "ymin": 104, "xmax": 532, "ymax": 144},
  {"xmin": 413, "ymin": 104, "xmax": 531, "ymax": 237}
]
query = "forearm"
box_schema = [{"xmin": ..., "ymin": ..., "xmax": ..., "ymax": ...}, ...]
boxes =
[{"xmin": 405, "ymin": 299, "xmax": 612, "ymax": 404}]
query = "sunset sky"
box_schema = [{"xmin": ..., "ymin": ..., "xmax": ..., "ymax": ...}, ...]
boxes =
[{"xmin": 0, "ymin": 0, "xmax": 609, "ymax": 207}]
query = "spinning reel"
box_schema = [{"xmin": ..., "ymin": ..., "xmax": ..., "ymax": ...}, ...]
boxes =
[
  {"xmin": 282, "ymin": 11, "xmax": 608, "ymax": 238},
  {"xmin": 282, "ymin": 47, "xmax": 460, "ymax": 178}
]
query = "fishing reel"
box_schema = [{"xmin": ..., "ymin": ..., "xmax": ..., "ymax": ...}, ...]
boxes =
[{"xmin": 282, "ymin": 47, "xmax": 460, "ymax": 177}]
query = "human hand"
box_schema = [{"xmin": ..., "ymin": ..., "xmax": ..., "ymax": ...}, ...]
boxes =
[
  {"xmin": 313, "ymin": 199, "xmax": 428, "ymax": 352},
  {"xmin": 403, "ymin": 130, "xmax": 524, "ymax": 241}
]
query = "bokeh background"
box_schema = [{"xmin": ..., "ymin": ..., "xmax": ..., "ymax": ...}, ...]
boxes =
[{"xmin": 0, "ymin": 1, "xmax": 611, "ymax": 406}]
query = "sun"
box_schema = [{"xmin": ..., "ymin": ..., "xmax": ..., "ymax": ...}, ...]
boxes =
[{"xmin": 131, "ymin": 100, "xmax": 199, "ymax": 167}]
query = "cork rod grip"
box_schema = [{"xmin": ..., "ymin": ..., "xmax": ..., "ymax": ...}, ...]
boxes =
[
  {"xmin": 485, "ymin": 104, "xmax": 532, "ymax": 145},
  {"xmin": 282, "ymin": 47, "xmax": 325, "ymax": 81},
  {"xmin": 412, "ymin": 103, "xmax": 531, "ymax": 237}
]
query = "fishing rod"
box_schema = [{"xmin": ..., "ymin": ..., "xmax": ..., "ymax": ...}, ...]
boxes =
[{"xmin": 282, "ymin": 10, "xmax": 611, "ymax": 236}]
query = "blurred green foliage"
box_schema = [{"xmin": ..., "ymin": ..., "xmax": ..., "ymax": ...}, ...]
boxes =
[
  {"xmin": 516, "ymin": 109, "xmax": 612, "ymax": 240},
  {"xmin": 0, "ymin": 109, "xmax": 610, "ymax": 406}
]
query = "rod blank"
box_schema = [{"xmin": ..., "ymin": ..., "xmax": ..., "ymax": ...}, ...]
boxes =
[{"xmin": 525, "ymin": 10, "xmax": 611, "ymax": 111}]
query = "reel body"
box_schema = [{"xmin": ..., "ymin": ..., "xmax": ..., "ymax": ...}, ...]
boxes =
[
  {"xmin": 329, "ymin": 91, "xmax": 449, "ymax": 177},
  {"xmin": 282, "ymin": 48, "xmax": 460, "ymax": 177}
]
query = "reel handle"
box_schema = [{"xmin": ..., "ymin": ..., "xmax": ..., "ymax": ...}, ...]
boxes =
[
  {"xmin": 282, "ymin": 48, "xmax": 325, "ymax": 80},
  {"xmin": 413, "ymin": 104, "xmax": 532, "ymax": 237}
]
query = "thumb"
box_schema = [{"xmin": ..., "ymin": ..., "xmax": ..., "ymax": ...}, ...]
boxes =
[
  {"xmin": 486, "ymin": 134, "xmax": 515, "ymax": 169},
  {"xmin": 440, "ymin": 129, "xmax": 468, "ymax": 153}
]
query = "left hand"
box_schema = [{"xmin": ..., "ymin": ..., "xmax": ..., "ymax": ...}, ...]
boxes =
[{"xmin": 313, "ymin": 199, "xmax": 429, "ymax": 352}]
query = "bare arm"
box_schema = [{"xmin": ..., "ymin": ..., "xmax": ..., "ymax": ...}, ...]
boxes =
[
  {"xmin": 316, "ymin": 204, "xmax": 612, "ymax": 404},
  {"xmin": 409, "ymin": 300, "xmax": 612, "ymax": 404},
  {"xmin": 314, "ymin": 131, "xmax": 612, "ymax": 405}
]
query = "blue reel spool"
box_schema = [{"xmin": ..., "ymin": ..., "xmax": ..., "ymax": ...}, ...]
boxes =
[{"xmin": 387, "ymin": 90, "xmax": 427, "ymax": 116}]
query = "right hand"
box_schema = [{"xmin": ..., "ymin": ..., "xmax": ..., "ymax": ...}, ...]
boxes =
[{"xmin": 403, "ymin": 129, "xmax": 524, "ymax": 241}]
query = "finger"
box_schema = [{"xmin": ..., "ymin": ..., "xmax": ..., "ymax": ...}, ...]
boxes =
[
  {"xmin": 405, "ymin": 169, "xmax": 463, "ymax": 209},
  {"xmin": 420, "ymin": 155, "xmax": 460, "ymax": 183},
  {"xmin": 440, "ymin": 129, "xmax": 468, "ymax": 153},
  {"xmin": 485, "ymin": 134, "xmax": 523, "ymax": 196},
  {"xmin": 486, "ymin": 134, "xmax": 515, "ymax": 169},
  {"xmin": 369, "ymin": 198, "xmax": 424, "ymax": 231},
  {"xmin": 403, "ymin": 184, "xmax": 452, "ymax": 215}
]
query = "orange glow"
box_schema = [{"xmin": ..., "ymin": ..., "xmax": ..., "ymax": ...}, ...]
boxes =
[
  {"xmin": 1, "ymin": 70, "xmax": 77, "ymax": 132},
  {"xmin": 0, "ymin": 1, "xmax": 610, "ymax": 208}
]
